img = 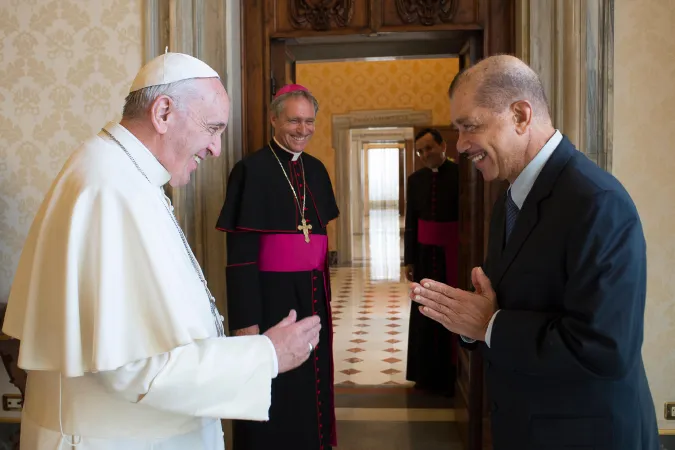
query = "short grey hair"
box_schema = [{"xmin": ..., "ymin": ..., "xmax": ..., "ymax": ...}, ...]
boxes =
[
  {"xmin": 270, "ymin": 90, "xmax": 319, "ymax": 118},
  {"xmin": 122, "ymin": 79, "xmax": 197, "ymax": 120},
  {"xmin": 448, "ymin": 55, "xmax": 550, "ymax": 119}
]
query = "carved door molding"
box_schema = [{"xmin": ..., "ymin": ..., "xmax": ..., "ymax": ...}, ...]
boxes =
[
  {"xmin": 395, "ymin": 0, "xmax": 460, "ymax": 26},
  {"xmin": 289, "ymin": 0, "xmax": 356, "ymax": 31}
]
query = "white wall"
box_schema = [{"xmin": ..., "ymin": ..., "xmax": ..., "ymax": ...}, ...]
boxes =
[{"xmin": 614, "ymin": 0, "xmax": 675, "ymax": 432}]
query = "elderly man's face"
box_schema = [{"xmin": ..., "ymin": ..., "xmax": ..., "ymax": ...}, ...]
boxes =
[
  {"xmin": 450, "ymin": 79, "xmax": 525, "ymax": 182},
  {"xmin": 164, "ymin": 78, "xmax": 229, "ymax": 187},
  {"xmin": 271, "ymin": 96, "xmax": 316, "ymax": 153}
]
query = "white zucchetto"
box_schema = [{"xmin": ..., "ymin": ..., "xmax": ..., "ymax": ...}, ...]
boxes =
[{"xmin": 129, "ymin": 51, "xmax": 219, "ymax": 93}]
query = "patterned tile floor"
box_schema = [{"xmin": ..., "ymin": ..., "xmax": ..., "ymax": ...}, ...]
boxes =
[{"xmin": 330, "ymin": 209, "xmax": 413, "ymax": 387}]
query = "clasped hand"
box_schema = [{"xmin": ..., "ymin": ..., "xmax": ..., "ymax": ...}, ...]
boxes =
[{"xmin": 409, "ymin": 267, "xmax": 498, "ymax": 342}]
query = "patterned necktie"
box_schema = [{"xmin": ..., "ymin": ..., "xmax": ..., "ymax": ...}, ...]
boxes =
[{"xmin": 505, "ymin": 189, "xmax": 519, "ymax": 244}]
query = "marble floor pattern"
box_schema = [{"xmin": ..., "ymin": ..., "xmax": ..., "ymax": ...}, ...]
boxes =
[
  {"xmin": 330, "ymin": 266, "xmax": 412, "ymax": 386},
  {"xmin": 330, "ymin": 209, "xmax": 413, "ymax": 386},
  {"xmin": 328, "ymin": 209, "xmax": 460, "ymax": 449}
]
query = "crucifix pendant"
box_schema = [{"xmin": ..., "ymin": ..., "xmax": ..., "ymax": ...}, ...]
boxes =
[{"xmin": 298, "ymin": 218, "xmax": 312, "ymax": 243}]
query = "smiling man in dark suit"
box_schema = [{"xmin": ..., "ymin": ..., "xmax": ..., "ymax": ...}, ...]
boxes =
[{"xmin": 410, "ymin": 55, "xmax": 659, "ymax": 450}]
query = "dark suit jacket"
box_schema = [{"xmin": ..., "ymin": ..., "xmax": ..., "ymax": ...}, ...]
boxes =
[{"xmin": 480, "ymin": 137, "xmax": 659, "ymax": 450}]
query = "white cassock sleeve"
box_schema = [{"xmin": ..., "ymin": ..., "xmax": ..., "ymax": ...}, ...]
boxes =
[{"xmin": 95, "ymin": 335, "xmax": 279, "ymax": 421}]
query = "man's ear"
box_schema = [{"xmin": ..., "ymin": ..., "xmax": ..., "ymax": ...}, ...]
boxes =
[
  {"xmin": 149, "ymin": 95, "xmax": 174, "ymax": 134},
  {"xmin": 511, "ymin": 100, "xmax": 533, "ymax": 135}
]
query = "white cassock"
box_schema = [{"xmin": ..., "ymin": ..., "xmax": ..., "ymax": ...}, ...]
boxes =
[{"xmin": 2, "ymin": 122, "xmax": 278, "ymax": 450}]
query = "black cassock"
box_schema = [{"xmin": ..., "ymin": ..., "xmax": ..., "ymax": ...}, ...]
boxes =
[
  {"xmin": 216, "ymin": 139, "xmax": 339, "ymax": 450},
  {"xmin": 403, "ymin": 159, "xmax": 460, "ymax": 393}
]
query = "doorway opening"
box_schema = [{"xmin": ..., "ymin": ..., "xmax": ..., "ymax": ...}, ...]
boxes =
[
  {"xmin": 362, "ymin": 143, "xmax": 402, "ymax": 280},
  {"xmin": 293, "ymin": 55, "xmax": 463, "ymax": 446},
  {"xmin": 285, "ymin": 41, "xmax": 478, "ymax": 449},
  {"xmin": 241, "ymin": 3, "xmax": 517, "ymax": 444}
]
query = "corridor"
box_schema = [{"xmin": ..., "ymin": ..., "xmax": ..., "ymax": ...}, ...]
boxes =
[{"xmin": 329, "ymin": 208, "xmax": 461, "ymax": 450}]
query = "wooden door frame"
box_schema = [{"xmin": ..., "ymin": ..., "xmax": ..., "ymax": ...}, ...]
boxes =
[
  {"xmin": 242, "ymin": 1, "xmax": 515, "ymax": 154},
  {"xmin": 398, "ymin": 145, "xmax": 406, "ymax": 217},
  {"xmin": 241, "ymin": 3, "xmax": 516, "ymax": 449}
]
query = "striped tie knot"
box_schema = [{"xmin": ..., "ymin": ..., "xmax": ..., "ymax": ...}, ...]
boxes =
[{"xmin": 505, "ymin": 189, "xmax": 519, "ymax": 243}]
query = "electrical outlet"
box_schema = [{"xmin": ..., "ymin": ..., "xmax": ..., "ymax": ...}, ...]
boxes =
[
  {"xmin": 2, "ymin": 394, "xmax": 21, "ymax": 412},
  {"xmin": 665, "ymin": 402, "xmax": 675, "ymax": 420}
]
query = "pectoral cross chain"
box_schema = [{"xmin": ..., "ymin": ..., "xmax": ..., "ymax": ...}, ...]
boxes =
[
  {"xmin": 298, "ymin": 218, "xmax": 312, "ymax": 243},
  {"xmin": 270, "ymin": 147, "xmax": 313, "ymax": 244}
]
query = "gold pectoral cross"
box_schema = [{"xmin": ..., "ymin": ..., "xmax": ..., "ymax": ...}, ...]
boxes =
[{"xmin": 298, "ymin": 218, "xmax": 312, "ymax": 243}]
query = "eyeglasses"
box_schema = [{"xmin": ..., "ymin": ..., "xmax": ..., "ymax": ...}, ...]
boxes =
[{"xmin": 416, "ymin": 146, "xmax": 435, "ymax": 157}]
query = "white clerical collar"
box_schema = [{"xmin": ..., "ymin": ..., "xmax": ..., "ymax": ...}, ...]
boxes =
[
  {"xmin": 273, "ymin": 137, "xmax": 302, "ymax": 161},
  {"xmin": 509, "ymin": 129, "xmax": 562, "ymax": 209},
  {"xmin": 100, "ymin": 122, "xmax": 171, "ymax": 187},
  {"xmin": 431, "ymin": 168, "xmax": 439, "ymax": 172}
]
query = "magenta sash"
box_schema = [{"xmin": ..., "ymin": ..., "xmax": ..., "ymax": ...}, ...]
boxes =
[
  {"xmin": 258, "ymin": 234, "xmax": 327, "ymax": 272},
  {"xmin": 417, "ymin": 219, "xmax": 458, "ymax": 286},
  {"xmin": 418, "ymin": 219, "xmax": 460, "ymax": 364}
]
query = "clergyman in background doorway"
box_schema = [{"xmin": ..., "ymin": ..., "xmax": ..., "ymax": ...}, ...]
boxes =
[{"xmin": 403, "ymin": 128, "xmax": 460, "ymax": 396}]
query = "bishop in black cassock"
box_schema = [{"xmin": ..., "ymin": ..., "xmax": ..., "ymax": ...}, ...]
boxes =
[
  {"xmin": 216, "ymin": 84, "xmax": 338, "ymax": 450},
  {"xmin": 404, "ymin": 128, "xmax": 460, "ymax": 395}
]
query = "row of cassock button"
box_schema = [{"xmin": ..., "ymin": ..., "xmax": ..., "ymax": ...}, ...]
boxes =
[
  {"xmin": 431, "ymin": 173, "xmax": 438, "ymax": 278},
  {"xmin": 295, "ymin": 159, "xmax": 323, "ymax": 448},
  {"xmin": 312, "ymin": 273, "xmax": 324, "ymax": 448}
]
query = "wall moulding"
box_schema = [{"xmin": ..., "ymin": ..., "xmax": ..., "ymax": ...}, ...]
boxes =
[
  {"xmin": 143, "ymin": 5, "xmax": 242, "ymax": 448},
  {"xmin": 515, "ymin": 0, "xmax": 614, "ymax": 171},
  {"xmin": 350, "ymin": 127, "xmax": 414, "ymax": 142},
  {"xmin": 333, "ymin": 109, "xmax": 433, "ymax": 130},
  {"xmin": 142, "ymin": 0, "xmax": 242, "ymax": 309},
  {"xmin": 142, "ymin": 2, "xmax": 242, "ymax": 446}
]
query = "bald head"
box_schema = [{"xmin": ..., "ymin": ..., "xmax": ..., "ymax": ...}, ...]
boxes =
[{"xmin": 449, "ymin": 55, "xmax": 550, "ymax": 122}]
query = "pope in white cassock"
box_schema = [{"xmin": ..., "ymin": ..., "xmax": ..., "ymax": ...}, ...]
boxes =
[{"xmin": 1, "ymin": 53, "xmax": 322, "ymax": 450}]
